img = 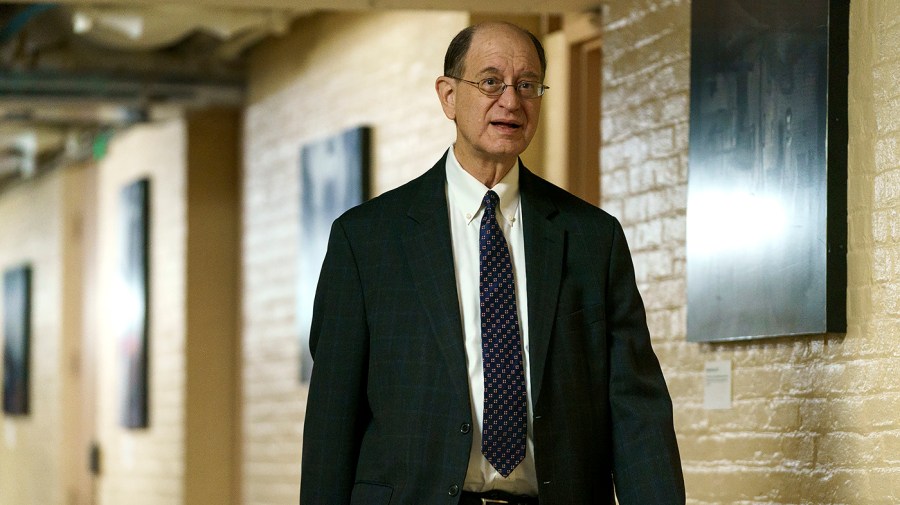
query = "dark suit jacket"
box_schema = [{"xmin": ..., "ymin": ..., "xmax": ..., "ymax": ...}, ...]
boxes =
[{"xmin": 300, "ymin": 152, "xmax": 685, "ymax": 505}]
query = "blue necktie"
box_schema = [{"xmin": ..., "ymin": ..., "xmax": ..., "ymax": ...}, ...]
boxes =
[{"xmin": 479, "ymin": 190, "xmax": 526, "ymax": 478}]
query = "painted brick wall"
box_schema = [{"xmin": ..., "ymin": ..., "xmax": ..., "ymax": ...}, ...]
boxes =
[
  {"xmin": 241, "ymin": 11, "xmax": 464, "ymax": 505},
  {"xmin": 600, "ymin": 1, "xmax": 900, "ymax": 503},
  {"xmin": 0, "ymin": 171, "xmax": 66, "ymax": 505},
  {"xmin": 0, "ymin": 3, "xmax": 896, "ymax": 505},
  {"xmin": 95, "ymin": 120, "xmax": 187, "ymax": 505}
]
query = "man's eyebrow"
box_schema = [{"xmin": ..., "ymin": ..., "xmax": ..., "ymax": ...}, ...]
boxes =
[{"xmin": 474, "ymin": 67, "xmax": 542, "ymax": 80}]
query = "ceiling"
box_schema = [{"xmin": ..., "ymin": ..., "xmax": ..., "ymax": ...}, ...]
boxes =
[{"xmin": 0, "ymin": 0, "xmax": 599, "ymax": 190}]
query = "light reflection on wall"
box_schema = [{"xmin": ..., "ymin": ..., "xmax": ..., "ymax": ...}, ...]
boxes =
[{"xmin": 686, "ymin": 190, "xmax": 788, "ymax": 257}]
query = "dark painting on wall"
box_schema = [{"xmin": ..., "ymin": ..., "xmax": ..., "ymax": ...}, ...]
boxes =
[
  {"xmin": 297, "ymin": 126, "xmax": 370, "ymax": 381},
  {"xmin": 686, "ymin": 0, "xmax": 848, "ymax": 342},
  {"xmin": 3, "ymin": 265, "xmax": 31, "ymax": 416},
  {"xmin": 119, "ymin": 178, "xmax": 150, "ymax": 428}
]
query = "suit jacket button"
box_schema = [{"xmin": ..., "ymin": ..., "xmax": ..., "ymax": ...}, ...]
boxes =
[
  {"xmin": 460, "ymin": 422, "xmax": 471, "ymax": 434},
  {"xmin": 448, "ymin": 484, "xmax": 460, "ymax": 496}
]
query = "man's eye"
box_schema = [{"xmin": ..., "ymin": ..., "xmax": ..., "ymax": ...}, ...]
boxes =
[
  {"xmin": 518, "ymin": 81, "xmax": 534, "ymax": 90},
  {"xmin": 482, "ymin": 78, "xmax": 500, "ymax": 86}
]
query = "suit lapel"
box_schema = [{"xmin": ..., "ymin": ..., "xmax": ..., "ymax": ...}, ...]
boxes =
[
  {"xmin": 400, "ymin": 158, "xmax": 564, "ymax": 407},
  {"xmin": 401, "ymin": 155, "xmax": 469, "ymax": 398},
  {"xmin": 520, "ymin": 166, "xmax": 565, "ymax": 406}
]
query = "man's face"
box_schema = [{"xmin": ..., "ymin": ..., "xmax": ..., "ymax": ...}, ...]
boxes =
[{"xmin": 438, "ymin": 25, "xmax": 543, "ymax": 169}]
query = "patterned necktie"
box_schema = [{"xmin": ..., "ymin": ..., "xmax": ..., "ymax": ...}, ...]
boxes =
[{"xmin": 479, "ymin": 190, "xmax": 527, "ymax": 478}]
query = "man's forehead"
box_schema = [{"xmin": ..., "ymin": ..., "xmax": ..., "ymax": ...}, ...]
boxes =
[{"xmin": 466, "ymin": 26, "xmax": 541, "ymax": 75}]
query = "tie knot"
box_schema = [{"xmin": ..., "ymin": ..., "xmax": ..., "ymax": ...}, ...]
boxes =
[{"xmin": 483, "ymin": 190, "xmax": 500, "ymax": 211}]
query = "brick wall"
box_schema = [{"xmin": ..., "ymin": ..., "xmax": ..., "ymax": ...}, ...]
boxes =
[
  {"xmin": 0, "ymin": 164, "xmax": 99, "ymax": 504},
  {"xmin": 2, "ymin": 3, "xmax": 895, "ymax": 504},
  {"xmin": 600, "ymin": 1, "xmax": 900, "ymax": 503},
  {"xmin": 95, "ymin": 120, "xmax": 188, "ymax": 505},
  {"xmin": 241, "ymin": 10, "xmax": 464, "ymax": 505},
  {"xmin": 0, "ymin": 171, "xmax": 66, "ymax": 505},
  {"xmin": 92, "ymin": 112, "xmax": 241, "ymax": 505}
]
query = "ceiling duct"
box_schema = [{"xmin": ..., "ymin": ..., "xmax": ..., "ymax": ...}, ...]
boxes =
[
  {"xmin": 0, "ymin": 2, "xmax": 303, "ymax": 190},
  {"xmin": 69, "ymin": 4, "xmax": 292, "ymax": 57}
]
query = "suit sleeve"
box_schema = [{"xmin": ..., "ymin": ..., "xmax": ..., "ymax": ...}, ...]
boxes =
[
  {"xmin": 605, "ymin": 218, "xmax": 686, "ymax": 504},
  {"xmin": 300, "ymin": 219, "xmax": 370, "ymax": 505}
]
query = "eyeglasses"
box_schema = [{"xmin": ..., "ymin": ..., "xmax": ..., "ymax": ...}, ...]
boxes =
[{"xmin": 449, "ymin": 76, "xmax": 549, "ymax": 99}]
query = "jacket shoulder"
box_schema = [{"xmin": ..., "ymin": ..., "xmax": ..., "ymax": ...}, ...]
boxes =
[
  {"xmin": 336, "ymin": 157, "xmax": 445, "ymax": 228},
  {"xmin": 521, "ymin": 167, "xmax": 620, "ymax": 228}
]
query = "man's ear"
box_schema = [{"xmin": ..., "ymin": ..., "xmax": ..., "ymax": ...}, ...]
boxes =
[{"xmin": 435, "ymin": 76, "xmax": 457, "ymax": 121}]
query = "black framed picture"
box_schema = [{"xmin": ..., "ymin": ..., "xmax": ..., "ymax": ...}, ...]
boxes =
[
  {"xmin": 3, "ymin": 265, "xmax": 31, "ymax": 416},
  {"xmin": 686, "ymin": 0, "xmax": 848, "ymax": 342},
  {"xmin": 296, "ymin": 126, "xmax": 370, "ymax": 382},
  {"xmin": 119, "ymin": 178, "xmax": 150, "ymax": 428}
]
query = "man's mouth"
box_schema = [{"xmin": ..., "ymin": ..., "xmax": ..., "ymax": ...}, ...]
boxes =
[{"xmin": 490, "ymin": 120, "xmax": 522, "ymax": 129}]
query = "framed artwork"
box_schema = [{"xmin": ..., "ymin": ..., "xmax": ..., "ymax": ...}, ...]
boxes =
[
  {"xmin": 119, "ymin": 178, "xmax": 150, "ymax": 428},
  {"xmin": 3, "ymin": 265, "xmax": 31, "ymax": 416},
  {"xmin": 686, "ymin": 0, "xmax": 848, "ymax": 342},
  {"xmin": 296, "ymin": 126, "xmax": 370, "ymax": 381}
]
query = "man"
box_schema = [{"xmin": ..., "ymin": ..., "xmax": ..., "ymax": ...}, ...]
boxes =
[{"xmin": 300, "ymin": 21, "xmax": 685, "ymax": 505}]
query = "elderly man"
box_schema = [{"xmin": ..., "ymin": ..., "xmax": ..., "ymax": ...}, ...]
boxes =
[{"xmin": 300, "ymin": 21, "xmax": 685, "ymax": 505}]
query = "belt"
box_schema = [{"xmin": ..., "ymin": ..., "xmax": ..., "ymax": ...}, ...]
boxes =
[{"xmin": 459, "ymin": 490, "xmax": 538, "ymax": 505}]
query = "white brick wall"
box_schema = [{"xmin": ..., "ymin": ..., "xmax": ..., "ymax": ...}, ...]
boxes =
[
  {"xmin": 96, "ymin": 120, "xmax": 187, "ymax": 505},
  {"xmin": 601, "ymin": 0, "xmax": 900, "ymax": 503},
  {"xmin": 2, "ymin": 3, "xmax": 897, "ymax": 504},
  {"xmin": 0, "ymin": 172, "xmax": 65, "ymax": 505}
]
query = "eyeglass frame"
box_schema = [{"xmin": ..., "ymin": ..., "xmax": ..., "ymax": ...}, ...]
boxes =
[{"xmin": 447, "ymin": 76, "xmax": 549, "ymax": 99}]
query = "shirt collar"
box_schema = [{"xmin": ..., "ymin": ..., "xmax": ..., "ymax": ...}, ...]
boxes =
[{"xmin": 445, "ymin": 146, "xmax": 521, "ymax": 226}]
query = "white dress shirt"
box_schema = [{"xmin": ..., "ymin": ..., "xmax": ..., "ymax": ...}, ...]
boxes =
[{"xmin": 444, "ymin": 146, "xmax": 538, "ymax": 496}]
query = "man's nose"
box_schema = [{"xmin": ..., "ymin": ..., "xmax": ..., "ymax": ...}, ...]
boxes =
[{"xmin": 497, "ymin": 83, "xmax": 522, "ymax": 109}]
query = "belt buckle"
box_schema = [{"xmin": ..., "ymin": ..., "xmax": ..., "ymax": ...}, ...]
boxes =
[{"xmin": 481, "ymin": 500, "xmax": 510, "ymax": 505}]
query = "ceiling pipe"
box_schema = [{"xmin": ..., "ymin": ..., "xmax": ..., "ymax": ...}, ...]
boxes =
[{"xmin": 0, "ymin": 4, "xmax": 58, "ymax": 45}]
